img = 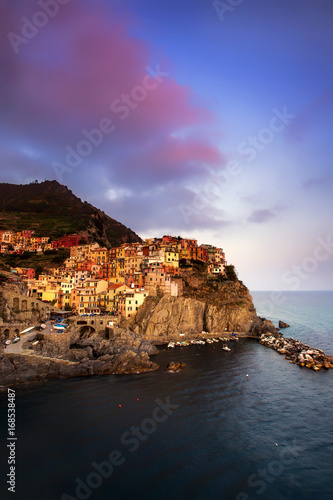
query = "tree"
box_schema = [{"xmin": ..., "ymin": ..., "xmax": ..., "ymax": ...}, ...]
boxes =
[
  {"xmin": 33, "ymin": 263, "xmax": 44, "ymax": 279},
  {"xmin": 225, "ymin": 265, "xmax": 238, "ymax": 282}
]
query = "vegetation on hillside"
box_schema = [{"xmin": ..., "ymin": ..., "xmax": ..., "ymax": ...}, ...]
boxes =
[{"xmin": 0, "ymin": 180, "xmax": 141, "ymax": 247}]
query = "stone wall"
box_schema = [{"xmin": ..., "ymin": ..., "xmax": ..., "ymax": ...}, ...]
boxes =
[{"xmin": 0, "ymin": 283, "xmax": 50, "ymax": 342}]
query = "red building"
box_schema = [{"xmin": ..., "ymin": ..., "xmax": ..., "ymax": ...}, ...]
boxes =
[{"xmin": 51, "ymin": 234, "xmax": 86, "ymax": 249}]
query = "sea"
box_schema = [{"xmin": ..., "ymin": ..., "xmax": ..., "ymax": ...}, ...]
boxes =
[{"xmin": 1, "ymin": 291, "xmax": 333, "ymax": 500}]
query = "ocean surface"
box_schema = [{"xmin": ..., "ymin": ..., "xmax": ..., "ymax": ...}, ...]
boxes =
[{"xmin": 1, "ymin": 291, "xmax": 333, "ymax": 500}]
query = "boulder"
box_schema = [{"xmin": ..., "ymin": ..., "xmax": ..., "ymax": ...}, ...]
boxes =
[
  {"xmin": 166, "ymin": 361, "xmax": 186, "ymax": 372},
  {"xmin": 279, "ymin": 320, "xmax": 290, "ymax": 328}
]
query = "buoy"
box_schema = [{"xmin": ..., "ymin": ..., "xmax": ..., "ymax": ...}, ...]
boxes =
[
  {"xmin": 118, "ymin": 404, "xmax": 122, "ymax": 408},
  {"xmin": 275, "ymin": 443, "xmax": 278, "ymax": 446},
  {"xmin": 246, "ymin": 374, "xmax": 249, "ymax": 377},
  {"xmin": 137, "ymin": 398, "xmax": 139, "ymax": 401}
]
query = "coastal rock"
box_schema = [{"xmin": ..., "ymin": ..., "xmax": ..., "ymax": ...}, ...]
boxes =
[
  {"xmin": 259, "ymin": 335, "xmax": 333, "ymax": 371},
  {"xmin": 279, "ymin": 320, "xmax": 290, "ymax": 328},
  {"xmin": 166, "ymin": 361, "xmax": 186, "ymax": 373},
  {"xmin": 250, "ymin": 316, "xmax": 280, "ymax": 338},
  {"xmin": 0, "ymin": 328, "xmax": 159, "ymax": 385}
]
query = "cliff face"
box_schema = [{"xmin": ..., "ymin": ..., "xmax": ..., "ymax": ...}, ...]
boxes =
[{"xmin": 128, "ymin": 279, "xmax": 278, "ymax": 340}]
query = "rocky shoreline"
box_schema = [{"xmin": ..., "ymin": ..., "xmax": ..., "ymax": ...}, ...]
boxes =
[
  {"xmin": 0, "ymin": 328, "xmax": 159, "ymax": 387},
  {"xmin": 0, "ymin": 277, "xmax": 282, "ymax": 387},
  {"xmin": 259, "ymin": 334, "xmax": 333, "ymax": 371}
]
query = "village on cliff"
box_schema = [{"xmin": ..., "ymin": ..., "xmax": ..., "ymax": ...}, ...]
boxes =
[{"xmin": 0, "ymin": 231, "xmax": 227, "ymax": 318}]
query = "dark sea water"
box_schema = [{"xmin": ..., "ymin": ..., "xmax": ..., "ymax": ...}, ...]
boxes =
[{"xmin": 1, "ymin": 291, "xmax": 333, "ymax": 500}]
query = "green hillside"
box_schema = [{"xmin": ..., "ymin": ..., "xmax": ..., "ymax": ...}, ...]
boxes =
[{"xmin": 0, "ymin": 180, "xmax": 141, "ymax": 247}]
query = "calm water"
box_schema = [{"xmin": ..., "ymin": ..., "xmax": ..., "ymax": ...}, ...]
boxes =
[{"xmin": 1, "ymin": 291, "xmax": 333, "ymax": 500}]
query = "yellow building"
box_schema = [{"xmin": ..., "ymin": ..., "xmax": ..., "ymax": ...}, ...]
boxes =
[
  {"xmin": 90, "ymin": 247, "xmax": 109, "ymax": 265},
  {"xmin": 73, "ymin": 279, "xmax": 108, "ymax": 315},
  {"xmin": 118, "ymin": 289, "xmax": 149, "ymax": 318},
  {"xmin": 164, "ymin": 250, "xmax": 179, "ymax": 268},
  {"xmin": 98, "ymin": 283, "xmax": 129, "ymax": 312}
]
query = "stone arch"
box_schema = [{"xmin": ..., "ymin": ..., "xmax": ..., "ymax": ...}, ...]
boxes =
[
  {"xmin": 79, "ymin": 325, "xmax": 95, "ymax": 336},
  {"xmin": 13, "ymin": 297, "xmax": 19, "ymax": 312},
  {"xmin": 21, "ymin": 300, "xmax": 27, "ymax": 311},
  {"xmin": 31, "ymin": 302, "xmax": 34, "ymax": 310},
  {"xmin": 14, "ymin": 328, "xmax": 19, "ymax": 336},
  {"xmin": 90, "ymin": 320, "xmax": 95, "ymax": 325},
  {"xmin": 4, "ymin": 328, "xmax": 10, "ymax": 338}
]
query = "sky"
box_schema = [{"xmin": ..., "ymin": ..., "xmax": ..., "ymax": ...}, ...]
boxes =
[{"xmin": 0, "ymin": 0, "xmax": 332, "ymax": 290}]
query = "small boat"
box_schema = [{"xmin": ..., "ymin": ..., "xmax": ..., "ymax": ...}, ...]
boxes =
[
  {"xmin": 222, "ymin": 344, "xmax": 231, "ymax": 351},
  {"xmin": 206, "ymin": 339, "xmax": 213, "ymax": 344},
  {"xmin": 212, "ymin": 338, "xmax": 219, "ymax": 343},
  {"xmin": 167, "ymin": 342, "xmax": 175, "ymax": 348}
]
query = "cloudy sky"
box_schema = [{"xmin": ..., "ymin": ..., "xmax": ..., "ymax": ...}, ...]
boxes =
[{"xmin": 1, "ymin": 0, "xmax": 332, "ymax": 290}]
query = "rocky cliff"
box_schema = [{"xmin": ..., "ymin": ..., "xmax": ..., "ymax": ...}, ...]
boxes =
[{"xmin": 128, "ymin": 276, "xmax": 278, "ymax": 341}]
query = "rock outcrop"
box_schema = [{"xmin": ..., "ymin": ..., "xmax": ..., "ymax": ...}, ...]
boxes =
[
  {"xmin": 128, "ymin": 280, "xmax": 278, "ymax": 341},
  {"xmin": 259, "ymin": 334, "xmax": 333, "ymax": 371},
  {"xmin": 278, "ymin": 320, "xmax": 290, "ymax": 328},
  {"xmin": 0, "ymin": 327, "xmax": 159, "ymax": 385},
  {"xmin": 166, "ymin": 361, "xmax": 186, "ymax": 373}
]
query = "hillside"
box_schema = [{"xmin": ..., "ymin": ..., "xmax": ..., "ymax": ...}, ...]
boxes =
[{"xmin": 0, "ymin": 180, "xmax": 141, "ymax": 247}]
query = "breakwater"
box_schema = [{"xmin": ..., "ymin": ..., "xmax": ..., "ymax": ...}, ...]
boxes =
[{"xmin": 259, "ymin": 334, "xmax": 333, "ymax": 371}]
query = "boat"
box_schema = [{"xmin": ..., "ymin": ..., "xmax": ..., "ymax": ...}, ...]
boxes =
[
  {"xmin": 167, "ymin": 342, "xmax": 175, "ymax": 348},
  {"xmin": 54, "ymin": 324, "xmax": 67, "ymax": 331},
  {"xmin": 206, "ymin": 339, "xmax": 213, "ymax": 344},
  {"xmin": 222, "ymin": 344, "xmax": 231, "ymax": 351},
  {"xmin": 212, "ymin": 338, "xmax": 219, "ymax": 342}
]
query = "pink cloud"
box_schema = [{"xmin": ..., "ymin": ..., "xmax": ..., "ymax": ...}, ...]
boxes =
[
  {"xmin": 2, "ymin": 1, "xmax": 223, "ymax": 190},
  {"xmin": 146, "ymin": 136, "xmax": 225, "ymax": 169},
  {"xmin": 7, "ymin": 2, "xmax": 216, "ymax": 141},
  {"xmin": 115, "ymin": 136, "xmax": 226, "ymax": 185}
]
